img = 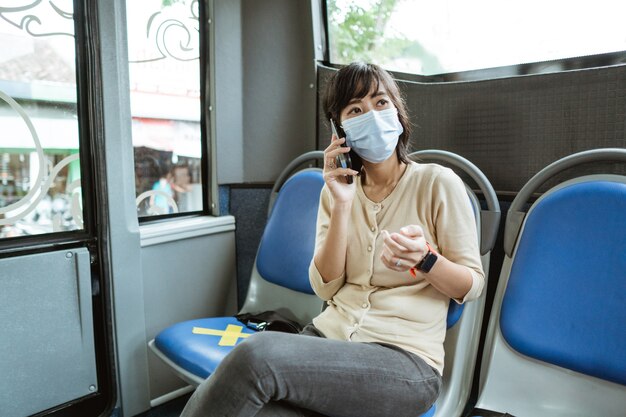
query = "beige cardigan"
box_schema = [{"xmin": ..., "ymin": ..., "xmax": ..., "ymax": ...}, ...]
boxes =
[{"xmin": 309, "ymin": 161, "xmax": 484, "ymax": 374}]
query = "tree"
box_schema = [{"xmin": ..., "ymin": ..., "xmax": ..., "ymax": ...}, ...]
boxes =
[{"xmin": 327, "ymin": 0, "xmax": 443, "ymax": 74}]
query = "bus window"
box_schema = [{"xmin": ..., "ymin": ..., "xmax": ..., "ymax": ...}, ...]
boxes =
[
  {"xmin": 327, "ymin": 0, "xmax": 626, "ymax": 76},
  {"xmin": 126, "ymin": 0, "xmax": 205, "ymax": 218},
  {"xmin": 0, "ymin": 3, "xmax": 83, "ymax": 238}
]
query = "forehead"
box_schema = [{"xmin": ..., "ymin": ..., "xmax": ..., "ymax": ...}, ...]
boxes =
[
  {"xmin": 351, "ymin": 74, "xmax": 381, "ymax": 98},
  {"xmin": 349, "ymin": 80, "xmax": 388, "ymax": 103}
]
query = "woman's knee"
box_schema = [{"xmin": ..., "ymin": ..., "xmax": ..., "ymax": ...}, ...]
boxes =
[
  {"xmin": 229, "ymin": 332, "xmax": 277, "ymax": 361},
  {"xmin": 221, "ymin": 332, "xmax": 287, "ymax": 375},
  {"xmin": 226, "ymin": 331, "xmax": 311, "ymax": 382}
]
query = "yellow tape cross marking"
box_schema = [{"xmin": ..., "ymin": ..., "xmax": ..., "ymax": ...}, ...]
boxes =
[{"xmin": 192, "ymin": 324, "xmax": 251, "ymax": 346}]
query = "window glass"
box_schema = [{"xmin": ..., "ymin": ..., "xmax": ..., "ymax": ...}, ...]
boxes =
[
  {"xmin": 0, "ymin": 2, "xmax": 84, "ymax": 238},
  {"xmin": 126, "ymin": 0, "xmax": 203, "ymax": 217},
  {"xmin": 328, "ymin": 0, "xmax": 626, "ymax": 75}
]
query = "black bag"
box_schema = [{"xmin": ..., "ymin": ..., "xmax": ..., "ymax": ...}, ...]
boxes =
[
  {"xmin": 472, "ymin": 409, "xmax": 516, "ymax": 417},
  {"xmin": 235, "ymin": 311, "xmax": 302, "ymax": 334}
]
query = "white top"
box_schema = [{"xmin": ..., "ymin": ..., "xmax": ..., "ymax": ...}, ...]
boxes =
[{"xmin": 309, "ymin": 161, "xmax": 485, "ymax": 373}]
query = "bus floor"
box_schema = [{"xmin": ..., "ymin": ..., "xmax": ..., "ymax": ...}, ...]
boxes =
[{"xmin": 136, "ymin": 393, "xmax": 192, "ymax": 417}]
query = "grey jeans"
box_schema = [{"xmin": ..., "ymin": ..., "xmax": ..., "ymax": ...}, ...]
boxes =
[{"xmin": 180, "ymin": 324, "xmax": 441, "ymax": 417}]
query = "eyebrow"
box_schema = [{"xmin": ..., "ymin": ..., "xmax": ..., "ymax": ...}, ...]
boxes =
[{"xmin": 347, "ymin": 91, "xmax": 388, "ymax": 105}]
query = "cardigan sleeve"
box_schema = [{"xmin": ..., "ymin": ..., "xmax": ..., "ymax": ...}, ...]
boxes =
[
  {"xmin": 308, "ymin": 186, "xmax": 346, "ymax": 300},
  {"xmin": 431, "ymin": 168, "xmax": 485, "ymax": 304}
]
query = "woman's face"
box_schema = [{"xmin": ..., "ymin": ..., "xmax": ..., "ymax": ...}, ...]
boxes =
[{"xmin": 339, "ymin": 84, "xmax": 395, "ymax": 124}]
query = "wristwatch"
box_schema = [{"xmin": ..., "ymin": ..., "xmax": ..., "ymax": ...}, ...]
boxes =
[{"xmin": 415, "ymin": 242, "xmax": 438, "ymax": 273}]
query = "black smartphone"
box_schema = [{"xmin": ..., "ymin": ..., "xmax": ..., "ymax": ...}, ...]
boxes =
[{"xmin": 330, "ymin": 118, "xmax": 357, "ymax": 184}]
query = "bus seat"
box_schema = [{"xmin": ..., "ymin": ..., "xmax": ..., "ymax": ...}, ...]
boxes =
[
  {"xmin": 149, "ymin": 151, "xmax": 327, "ymax": 386},
  {"xmin": 149, "ymin": 149, "xmax": 501, "ymax": 416},
  {"xmin": 473, "ymin": 148, "xmax": 626, "ymax": 417},
  {"xmin": 410, "ymin": 150, "xmax": 501, "ymax": 417}
]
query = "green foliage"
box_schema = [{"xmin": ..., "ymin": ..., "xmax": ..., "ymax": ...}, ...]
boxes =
[
  {"xmin": 327, "ymin": 0, "xmax": 443, "ymax": 74},
  {"xmin": 327, "ymin": 0, "xmax": 395, "ymax": 62},
  {"xmin": 161, "ymin": 0, "xmax": 183, "ymax": 7}
]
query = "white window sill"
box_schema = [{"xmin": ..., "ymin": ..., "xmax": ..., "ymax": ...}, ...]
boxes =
[{"xmin": 140, "ymin": 215, "xmax": 236, "ymax": 247}]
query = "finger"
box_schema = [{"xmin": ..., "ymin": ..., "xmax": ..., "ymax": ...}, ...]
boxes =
[
  {"xmin": 324, "ymin": 135, "xmax": 345, "ymax": 155},
  {"xmin": 381, "ymin": 241, "xmax": 409, "ymax": 266},
  {"xmin": 390, "ymin": 233, "xmax": 422, "ymax": 252},
  {"xmin": 324, "ymin": 142, "xmax": 347, "ymax": 169},
  {"xmin": 391, "ymin": 257, "xmax": 410, "ymax": 270},
  {"xmin": 323, "ymin": 169, "xmax": 359, "ymax": 184},
  {"xmin": 335, "ymin": 168, "xmax": 359, "ymax": 177},
  {"xmin": 326, "ymin": 146, "xmax": 351, "ymax": 161},
  {"xmin": 328, "ymin": 168, "xmax": 359, "ymax": 178},
  {"xmin": 399, "ymin": 225, "xmax": 424, "ymax": 238},
  {"xmin": 380, "ymin": 250, "xmax": 410, "ymax": 271},
  {"xmin": 331, "ymin": 135, "xmax": 346, "ymax": 143},
  {"xmin": 382, "ymin": 230, "xmax": 411, "ymax": 254},
  {"xmin": 326, "ymin": 136, "xmax": 346, "ymax": 149},
  {"xmin": 380, "ymin": 243, "xmax": 395, "ymax": 262}
]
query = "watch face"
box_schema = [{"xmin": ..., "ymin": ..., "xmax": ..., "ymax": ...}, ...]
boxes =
[{"xmin": 419, "ymin": 252, "xmax": 438, "ymax": 272}]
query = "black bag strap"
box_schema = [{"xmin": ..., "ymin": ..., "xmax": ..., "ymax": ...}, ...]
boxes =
[
  {"xmin": 235, "ymin": 311, "xmax": 303, "ymax": 334},
  {"xmin": 472, "ymin": 408, "xmax": 516, "ymax": 417}
]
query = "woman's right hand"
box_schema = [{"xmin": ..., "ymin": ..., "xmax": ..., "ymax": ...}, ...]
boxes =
[{"xmin": 323, "ymin": 135, "xmax": 359, "ymax": 204}]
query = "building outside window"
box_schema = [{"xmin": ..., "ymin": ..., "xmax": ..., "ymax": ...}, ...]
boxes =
[
  {"xmin": 0, "ymin": 0, "xmax": 206, "ymax": 238},
  {"xmin": 127, "ymin": 0, "xmax": 204, "ymax": 218},
  {"xmin": 0, "ymin": 1, "xmax": 83, "ymax": 238}
]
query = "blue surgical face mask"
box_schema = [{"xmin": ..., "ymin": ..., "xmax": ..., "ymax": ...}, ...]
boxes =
[{"xmin": 341, "ymin": 108, "xmax": 404, "ymax": 163}]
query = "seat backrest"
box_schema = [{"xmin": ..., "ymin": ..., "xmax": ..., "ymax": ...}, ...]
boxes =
[
  {"xmin": 240, "ymin": 152, "xmax": 326, "ymax": 325},
  {"xmin": 409, "ymin": 150, "xmax": 500, "ymax": 417},
  {"xmin": 256, "ymin": 169, "xmax": 323, "ymax": 294},
  {"xmin": 475, "ymin": 148, "xmax": 626, "ymax": 417}
]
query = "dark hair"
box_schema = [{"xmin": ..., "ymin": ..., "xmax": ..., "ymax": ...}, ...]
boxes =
[{"xmin": 323, "ymin": 62, "xmax": 411, "ymax": 164}]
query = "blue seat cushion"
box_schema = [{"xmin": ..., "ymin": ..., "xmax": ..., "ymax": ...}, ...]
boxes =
[
  {"xmin": 501, "ymin": 180, "xmax": 626, "ymax": 385},
  {"xmin": 256, "ymin": 171, "xmax": 325, "ymax": 294},
  {"xmin": 420, "ymin": 404, "xmax": 435, "ymax": 417},
  {"xmin": 154, "ymin": 317, "xmax": 256, "ymax": 379},
  {"xmin": 155, "ymin": 309, "xmax": 462, "ymax": 380},
  {"xmin": 447, "ymin": 300, "xmax": 464, "ymax": 329},
  {"xmin": 156, "ymin": 302, "xmax": 462, "ymax": 382}
]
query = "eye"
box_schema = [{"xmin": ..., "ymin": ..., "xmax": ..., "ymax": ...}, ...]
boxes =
[
  {"xmin": 377, "ymin": 98, "xmax": 389, "ymax": 107},
  {"xmin": 347, "ymin": 106, "xmax": 362, "ymax": 115}
]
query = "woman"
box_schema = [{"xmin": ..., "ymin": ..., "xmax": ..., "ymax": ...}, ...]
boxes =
[{"xmin": 181, "ymin": 62, "xmax": 484, "ymax": 417}]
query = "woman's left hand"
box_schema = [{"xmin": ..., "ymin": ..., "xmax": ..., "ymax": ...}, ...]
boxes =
[{"xmin": 380, "ymin": 225, "xmax": 429, "ymax": 272}]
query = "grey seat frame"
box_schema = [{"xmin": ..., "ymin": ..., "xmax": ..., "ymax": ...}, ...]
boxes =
[
  {"xmin": 475, "ymin": 148, "xmax": 626, "ymax": 417},
  {"xmin": 409, "ymin": 150, "xmax": 500, "ymax": 417}
]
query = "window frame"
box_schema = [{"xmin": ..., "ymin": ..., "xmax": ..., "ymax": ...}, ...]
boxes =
[
  {"xmin": 0, "ymin": 1, "xmax": 116, "ymax": 416},
  {"xmin": 321, "ymin": 0, "xmax": 626, "ymax": 83},
  {"xmin": 129, "ymin": 0, "xmax": 215, "ymax": 223},
  {"xmin": 0, "ymin": 4, "xmax": 94, "ymax": 252}
]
